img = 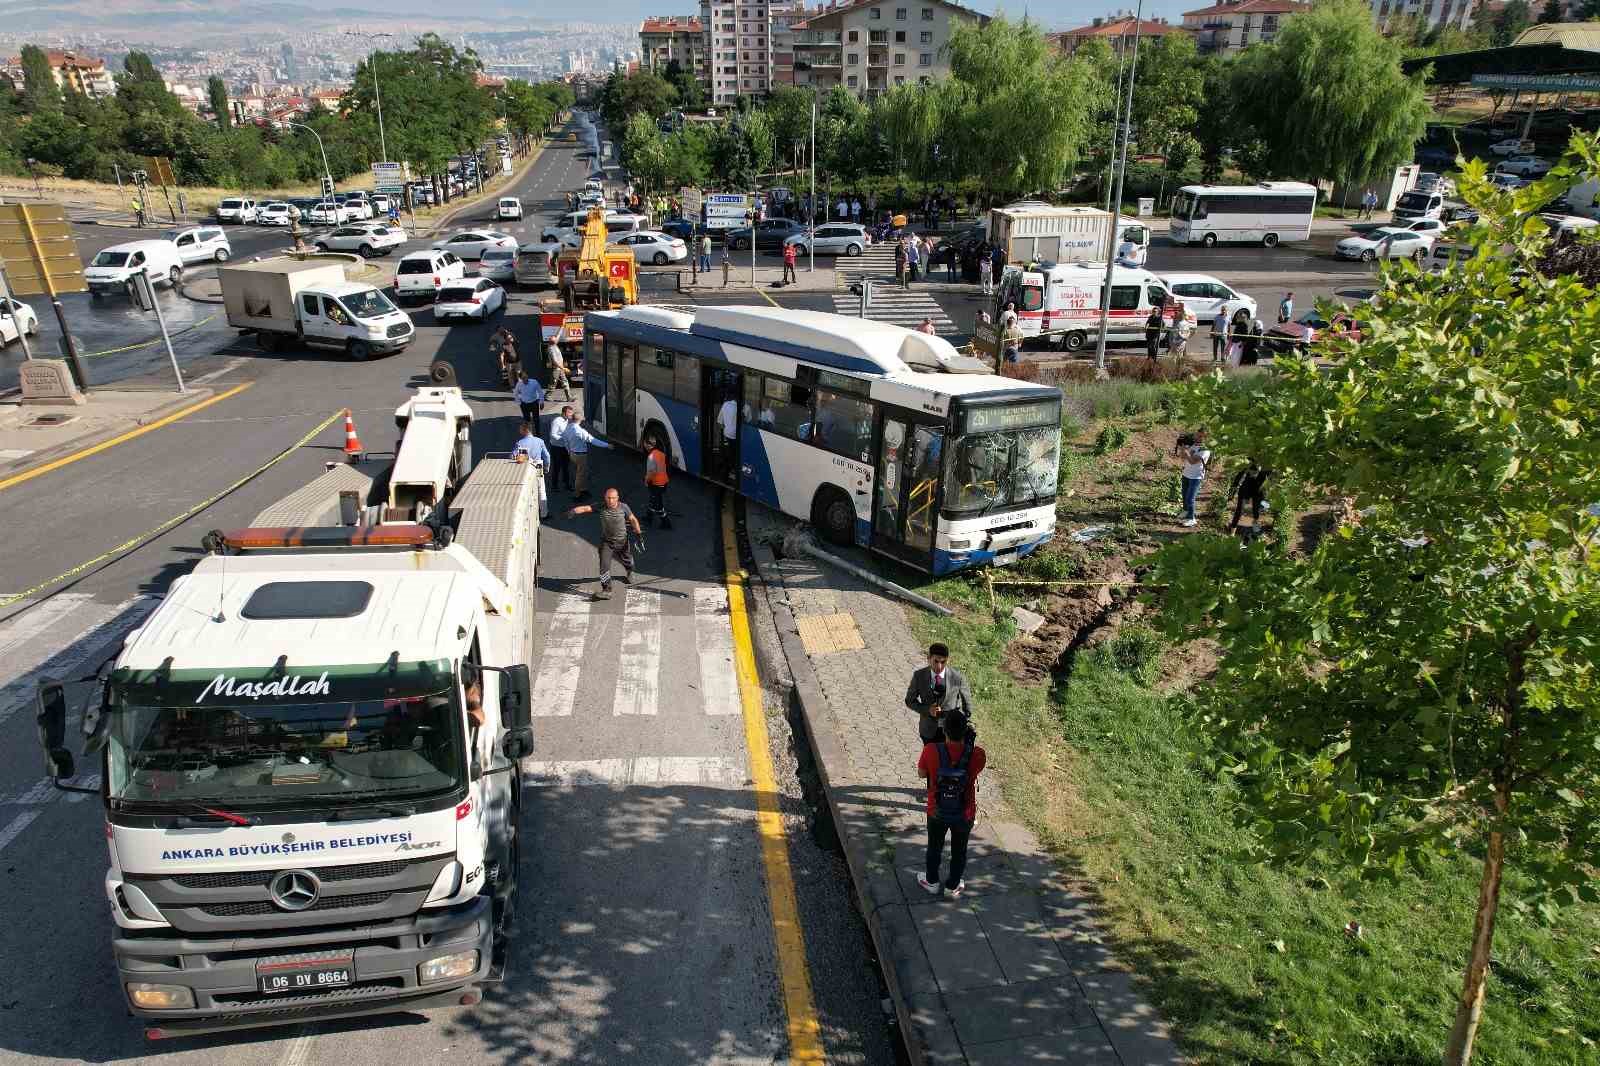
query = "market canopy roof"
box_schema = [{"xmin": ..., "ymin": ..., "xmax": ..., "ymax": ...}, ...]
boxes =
[{"xmin": 1402, "ymin": 22, "xmax": 1600, "ymax": 87}]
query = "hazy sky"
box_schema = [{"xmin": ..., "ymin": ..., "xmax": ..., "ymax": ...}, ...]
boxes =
[{"xmin": 578, "ymin": 1, "xmax": 1199, "ymax": 29}]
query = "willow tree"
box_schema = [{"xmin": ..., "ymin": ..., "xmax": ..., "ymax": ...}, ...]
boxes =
[
  {"xmin": 943, "ymin": 15, "xmax": 1096, "ymax": 200},
  {"xmin": 1230, "ymin": 0, "xmax": 1430, "ymax": 186},
  {"xmin": 1154, "ymin": 135, "xmax": 1600, "ymax": 1066}
]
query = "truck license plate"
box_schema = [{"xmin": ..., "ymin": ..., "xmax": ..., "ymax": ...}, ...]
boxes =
[
  {"xmin": 994, "ymin": 551, "xmax": 1018, "ymax": 567},
  {"xmin": 257, "ymin": 952, "xmax": 354, "ymax": 994}
]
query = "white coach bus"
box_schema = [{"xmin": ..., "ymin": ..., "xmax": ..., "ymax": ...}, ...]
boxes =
[
  {"xmin": 582, "ymin": 305, "xmax": 1062, "ymax": 575},
  {"xmin": 1169, "ymin": 181, "xmax": 1318, "ymax": 247}
]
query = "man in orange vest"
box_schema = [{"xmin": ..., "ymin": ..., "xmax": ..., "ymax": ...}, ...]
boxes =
[{"xmin": 643, "ymin": 433, "xmax": 671, "ymax": 530}]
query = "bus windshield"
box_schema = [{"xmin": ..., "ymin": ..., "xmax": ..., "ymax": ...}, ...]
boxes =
[
  {"xmin": 105, "ymin": 677, "xmax": 465, "ymax": 810},
  {"xmin": 943, "ymin": 425, "xmax": 1060, "ymax": 515}
]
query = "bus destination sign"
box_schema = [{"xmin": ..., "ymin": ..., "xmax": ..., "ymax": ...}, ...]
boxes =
[{"xmin": 963, "ymin": 401, "xmax": 1060, "ymax": 434}]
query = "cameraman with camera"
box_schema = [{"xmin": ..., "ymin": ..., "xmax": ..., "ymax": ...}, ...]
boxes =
[{"xmin": 904, "ymin": 642, "xmax": 973, "ymax": 744}]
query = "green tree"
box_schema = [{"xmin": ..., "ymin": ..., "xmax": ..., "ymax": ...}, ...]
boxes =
[
  {"xmin": 500, "ymin": 79, "xmax": 555, "ymax": 140},
  {"xmin": 1478, "ymin": 0, "xmax": 1533, "ymax": 45},
  {"xmin": 662, "ymin": 124, "xmax": 711, "ymax": 189},
  {"xmin": 207, "ymin": 76, "xmax": 230, "ymax": 129},
  {"xmin": 1193, "ymin": 56, "xmax": 1237, "ymax": 183},
  {"xmin": 1153, "ymin": 133, "xmax": 1600, "ymax": 1066},
  {"xmin": 19, "ymin": 45, "xmax": 62, "ymax": 114},
  {"xmin": 535, "ymin": 80, "xmax": 576, "ymax": 117},
  {"xmin": 1537, "ymin": 0, "xmax": 1562, "ymax": 23},
  {"xmin": 764, "ymin": 85, "xmax": 813, "ymax": 172},
  {"xmin": 1230, "ymin": 0, "xmax": 1429, "ymax": 187},
  {"xmin": 622, "ymin": 111, "xmax": 669, "ymax": 192},
  {"xmin": 878, "ymin": 82, "xmax": 943, "ymax": 184},
  {"xmin": 662, "ymin": 59, "xmax": 705, "ymax": 111},
  {"xmin": 943, "ymin": 15, "xmax": 1096, "ymax": 199},
  {"xmin": 816, "ymin": 86, "xmax": 870, "ymax": 185},
  {"xmin": 599, "ymin": 70, "xmax": 677, "ymax": 133}
]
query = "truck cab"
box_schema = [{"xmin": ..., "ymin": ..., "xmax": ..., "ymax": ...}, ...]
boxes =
[
  {"xmin": 294, "ymin": 283, "xmax": 414, "ymax": 359},
  {"xmin": 35, "ymin": 393, "xmax": 540, "ymax": 1038}
]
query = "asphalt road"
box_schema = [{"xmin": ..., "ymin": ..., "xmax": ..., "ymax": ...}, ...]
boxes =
[{"xmin": 0, "ymin": 131, "xmax": 897, "ymax": 1065}]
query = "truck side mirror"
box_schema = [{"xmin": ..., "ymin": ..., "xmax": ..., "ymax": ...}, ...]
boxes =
[
  {"xmin": 500, "ymin": 665, "xmax": 532, "ymax": 731},
  {"xmin": 35, "ymin": 682, "xmax": 75, "ymax": 780}
]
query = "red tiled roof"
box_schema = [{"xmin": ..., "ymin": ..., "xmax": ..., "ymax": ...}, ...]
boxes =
[
  {"xmin": 5, "ymin": 49, "xmax": 107, "ymax": 71},
  {"xmin": 641, "ymin": 16, "xmax": 703, "ymax": 33},
  {"xmin": 1184, "ymin": 0, "xmax": 1308, "ymax": 16},
  {"xmin": 1057, "ymin": 17, "xmax": 1177, "ymax": 38}
]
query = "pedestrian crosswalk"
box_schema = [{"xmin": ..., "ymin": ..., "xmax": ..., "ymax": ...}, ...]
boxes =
[
  {"xmin": 831, "ymin": 287, "xmax": 958, "ymax": 334},
  {"xmin": 834, "ymin": 241, "xmax": 897, "ymax": 283},
  {"xmin": 530, "ymin": 580, "xmax": 744, "ymax": 723}
]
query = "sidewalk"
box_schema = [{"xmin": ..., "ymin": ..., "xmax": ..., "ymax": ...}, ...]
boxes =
[
  {"xmin": 743, "ymin": 503, "xmax": 1185, "ymax": 1065},
  {"xmin": 0, "ymin": 387, "xmax": 212, "ymax": 480}
]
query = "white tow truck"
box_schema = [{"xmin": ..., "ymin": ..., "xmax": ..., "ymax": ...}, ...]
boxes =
[
  {"xmin": 219, "ymin": 257, "xmax": 414, "ymax": 361},
  {"xmin": 34, "ymin": 387, "xmax": 540, "ymax": 1038}
]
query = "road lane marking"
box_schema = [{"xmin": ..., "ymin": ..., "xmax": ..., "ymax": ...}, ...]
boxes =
[
  {"xmin": 613, "ymin": 587, "xmax": 661, "ymax": 716},
  {"xmin": 0, "ymin": 407, "xmax": 343, "ymax": 611},
  {"xmin": 0, "ymin": 594, "xmax": 162, "ymax": 727},
  {"xmin": 0, "ymin": 382, "xmax": 252, "ymax": 494},
  {"xmin": 277, "ymin": 1027, "xmax": 315, "ymax": 1066},
  {"xmin": 531, "ymin": 593, "xmax": 590, "ymax": 717},
  {"xmin": 721, "ymin": 496, "xmax": 824, "ymax": 1063},
  {"xmin": 0, "ymin": 811, "xmax": 41, "ymax": 853},
  {"xmin": 522, "ymin": 756, "xmax": 747, "ymax": 787},
  {"xmin": 694, "ymin": 586, "xmax": 741, "ymax": 716}
]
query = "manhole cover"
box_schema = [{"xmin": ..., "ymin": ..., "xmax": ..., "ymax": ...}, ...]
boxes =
[{"xmin": 25, "ymin": 413, "xmax": 77, "ymax": 428}]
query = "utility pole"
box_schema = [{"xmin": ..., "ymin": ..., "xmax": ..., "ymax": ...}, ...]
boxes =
[
  {"xmin": 809, "ymin": 90, "xmax": 816, "ymax": 275},
  {"xmin": 346, "ymin": 30, "xmax": 393, "ymax": 163},
  {"xmin": 113, "ymin": 162, "xmax": 125, "ymax": 213},
  {"xmin": 288, "ymin": 122, "xmax": 333, "ymax": 209},
  {"xmin": 1094, "ymin": 1, "xmax": 1143, "ymax": 376},
  {"xmin": 1104, "ymin": 33, "xmax": 1129, "ymax": 215}
]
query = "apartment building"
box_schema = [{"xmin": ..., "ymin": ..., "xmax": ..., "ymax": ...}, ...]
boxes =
[
  {"xmin": 1369, "ymin": 0, "xmax": 1477, "ymax": 32},
  {"xmin": 770, "ymin": 1, "xmax": 818, "ymax": 86},
  {"xmin": 791, "ymin": 0, "xmax": 988, "ymax": 100},
  {"xmin": 1053, "ymin": 15, "xmax": 1184, "ymax": 56},
  {"xmin": 1, "ymin": 49, "xmax": 117, "ymax": 99},
  {"xmin": 1181, "ymin": 0, "xmax": 1311, "ymax": 54},
  {"xmin": 639, "ymin": 16, "xmax": 706, "ymax": 75},
  {"xmin": 699, "ymin": 0, "xmax": 774, "ymax": 103}
]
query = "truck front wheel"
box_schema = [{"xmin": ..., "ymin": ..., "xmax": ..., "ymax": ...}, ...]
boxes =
[
  {"xmin": 348, "ymin": 339, "xmax": 372, "ymax": 362},
  {"xmin": 1063, "ymin": 331, "xmax": 1087, "ymax": 352}
]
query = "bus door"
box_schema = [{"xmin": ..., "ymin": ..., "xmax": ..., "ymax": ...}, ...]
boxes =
[
  {"xmin": 872, "ymin": 414, "xmax": 943, "ymax": 564},
  {"xmin": 602, "ymin": 337, "xmax": 623, "ymax": 438},
  {"xmin": 701, "ymin": 365, "xmax": 742, "ymax": 485}
]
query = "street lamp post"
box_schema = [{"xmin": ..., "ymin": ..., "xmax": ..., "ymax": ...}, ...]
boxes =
[
  {"xmin": 346, "ymin": 30, "xmax": 393, "ymax": 163},
  {"xmin": 288, "ymin": 121, "xmax": 334, "ymax": 206},
  {"xmin": 809, "ymin": 91, "xmax": 816, "ymax": 275},
  {"xmin": 1094, "ymin": 0, "xmax": 1145, "ymax": 376}
]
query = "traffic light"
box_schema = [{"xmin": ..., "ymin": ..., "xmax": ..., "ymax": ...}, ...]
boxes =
[{"xmin": 321, "ymin": 176, "xmax": 335, "ymax": 198}]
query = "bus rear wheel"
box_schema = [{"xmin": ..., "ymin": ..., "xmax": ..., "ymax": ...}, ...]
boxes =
[
  {"xmin": 811, "ymin": 488, "xmax": 856, "ymax": 547},
  {"xmin": 1262, "ymin": 233, "xmax": 1279, "ymax": 248},
  {"xmin": 1202, "ymin": 233, "xmax": 1217, "ymax": 247}
]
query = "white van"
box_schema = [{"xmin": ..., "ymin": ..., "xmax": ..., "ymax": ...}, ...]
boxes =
[
  {"xmin": 84, "ymin": 240, "xmax": 187, "ymax": 298},
  {"xmin": 996, "ymin": 261, "xmax": 1194, "ymax": 352},
  {"xmin": 215, "ymin": 197, "xmax": 257, "ymax": 224},
  {"xmin": 543, "ymin": 209, "xmax": 647, "ymax": 244},
  {"xmin": 166, "ymin": 225, "xmax": 232, "ymax": 265},
  {"xmin": 1393, "ymin": 189, "xmax": 1444, "ymax": 221}
]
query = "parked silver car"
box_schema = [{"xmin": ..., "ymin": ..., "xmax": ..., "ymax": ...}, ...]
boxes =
[{"xmin": 784, "ymin": 223, "xmax": 869, "ymax": 257}]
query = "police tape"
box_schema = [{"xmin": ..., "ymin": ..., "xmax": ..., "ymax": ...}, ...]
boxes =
[{"xmin": 0, "ymin": 406, "xmax": 347, "ymax": 617}]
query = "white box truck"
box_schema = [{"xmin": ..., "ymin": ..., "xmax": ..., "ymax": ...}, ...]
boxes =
[
  {"xmin": 33, "ymin": 388, "xmax": 541, "ymax": 1038},
  {"xmin": 220, "ymin": 257, "xmax": 415, "ymax": 360},
  {"xmin": 986, "ymin": 204, "xmax": 1150, "ymax": 267}
]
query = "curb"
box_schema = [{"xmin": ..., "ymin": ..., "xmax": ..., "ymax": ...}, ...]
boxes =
[
  {"xmin": 0, "ymin": 387, "xmax": 215, "ymax": 483},
  {"xmin": 742, "ymin": 517, "xmax": 952, "ymax": 1066}
]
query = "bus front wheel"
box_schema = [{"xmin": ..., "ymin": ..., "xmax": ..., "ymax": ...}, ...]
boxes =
[
  {"xmin": 812, "ymin": 488, "xmax": 856, "ymax": 547},
  {"xmin": 1262, "ymin": 233, "xmax": 1279, "ymax": 248},
  {"xmin": 1202, "ymin": 233, "xmax": 1217, "ymax": 248}
]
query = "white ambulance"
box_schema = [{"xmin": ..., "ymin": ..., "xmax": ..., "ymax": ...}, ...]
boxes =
[{"xmin": 993, "ymin": 261, "xmax": 1194, "ymax": 352}]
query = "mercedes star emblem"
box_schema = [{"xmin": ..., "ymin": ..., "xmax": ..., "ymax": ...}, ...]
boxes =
[{"xmin": 269, "ymin": 869, "xmax": 321, "ymax": 912}]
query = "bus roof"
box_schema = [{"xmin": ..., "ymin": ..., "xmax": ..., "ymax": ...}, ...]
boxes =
[{"xmin": 1176, "ymin": 181, "xmax": 1318, "ymax": 195}]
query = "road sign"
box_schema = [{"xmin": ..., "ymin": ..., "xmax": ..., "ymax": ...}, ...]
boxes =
[
  {"xmin": 371, "ymin": 162, "xmax": 409, "ymax": 194},
  {"xmin": 0, "ymin": 203, "xmax": 86, "ymax": 296},
  {"xmin": 141, "ymin": 156, "xmax": 175, "ymax": 186},
  {"xmin": 680, "ymin": 187, "xmax": 703, "ymax": 219}
]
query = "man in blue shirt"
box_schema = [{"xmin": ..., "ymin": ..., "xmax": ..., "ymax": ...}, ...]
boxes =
[
  {"xmin": 513, "ymin": 421, "xmax": 552, "ymax": 517},
  {"xmin": 562, "ymin": 414, "xmax": 611, "ymax": 501},
  {"xmin": 513, "ymin": 371, "xmax": 545, "ymax": 425}
]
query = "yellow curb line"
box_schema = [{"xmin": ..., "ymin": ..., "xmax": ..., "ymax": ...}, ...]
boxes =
[
  {"xmin": 0, "ymin": 381, "xmax": 253, "ymax": 494},
  {"xmin": 721, "ymin": 495, "xmax": 825, "ymax": 1064}
]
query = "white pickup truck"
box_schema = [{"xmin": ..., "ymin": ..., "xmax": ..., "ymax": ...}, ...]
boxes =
[{"xmin": 219, "ymin": 257, "xmax": 414, "ymax": 360}]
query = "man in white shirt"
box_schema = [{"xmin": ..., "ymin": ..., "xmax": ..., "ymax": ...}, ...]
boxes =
[
  {"xmin": 548, "ymin": 405, "xmax": 573, "ymax": 492},
  {"xmin": 1211, "ymin": 306, "xmax": 1232, "ymax": 364},
  {"xmin": 1116, "ymin": 237, "xmax": 1140, "ymax": 266},
  {"xmin": 546, "ymin": 339, "xmax": 572, "ymax": 401},
  {"xmin": 562, "ymin": 413, "xmax": 611, "ymax": 501},
  {"xmin": 512, "ymin": 421, "xmax": 551, "ymax": 517},
  {"xmin": 717, "ymin": 393, "xmax": 739, "ymax": 483}
]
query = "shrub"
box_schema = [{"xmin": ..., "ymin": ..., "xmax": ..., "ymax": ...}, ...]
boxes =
[
  {"xmin": 1093, "ymin": 423, "xmax": 1129, "ymax": 455},
  {"xmin": 1088, "ymin": 624, "xmax": 1165, "ymax": 685}
]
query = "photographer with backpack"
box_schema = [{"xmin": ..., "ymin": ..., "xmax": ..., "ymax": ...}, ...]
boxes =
[{"xmin": 915, "ymin": 708, "xmax": 985, "ymax": 899}]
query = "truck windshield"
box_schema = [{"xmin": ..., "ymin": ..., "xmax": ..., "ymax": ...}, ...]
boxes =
[
  {"xmin": 341, "ymin": 289, "xmax": 398, "ymax": 319},
  {"xmin": 93, "ymin": 251, "xmax": 130, "ymax": 267},
  {"xmin": 1396, "ymin": 192, "xmax": 1432, "ymax": 211},
  {"xmin": 106, "ymin": 689, "xmax": 465, "ymax": 809},
  {"xmin": 942, "ymin": 426, "xmax": 1060, "ymax": 515}
]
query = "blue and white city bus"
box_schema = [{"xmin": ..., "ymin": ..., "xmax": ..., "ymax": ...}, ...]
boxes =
[{"xmin": 581, "ymin": 305, "xmax": 1062, "ymax": 575}]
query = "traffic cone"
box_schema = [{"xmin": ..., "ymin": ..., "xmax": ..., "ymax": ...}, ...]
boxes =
[{"xmin": 342, "ymin": 409, "xmax": 364, "ymax": 463}]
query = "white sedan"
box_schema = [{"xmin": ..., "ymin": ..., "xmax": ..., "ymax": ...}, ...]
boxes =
[
  {"xmin": 308, "ymin": 200, "xmax": 355, "ymax": 225},
  {"xmin": 1497, "ymin": 155, "xmax": 1553, "ymax": 177},
  {"xmin": 1489, "ymin": 138, "xmax": 1535, "ymax": 156},
  {"xmin": 1335, "ymin": 227, "xmax": 1435, "ymax": 262},
  {"xmin": 433, "ymin": 277, "xmax": 506, "ymax": 321},
  {"xmin": 433, "ymin": 229, "xmax": 517, "ymax": 261},
  {"xmin": 313, "ymin": 224, "xmax": 407, "ymax": 257},
  {"xmin": 1, "ymin": 297, "xmax": 39, "ymax": 346},
  {"xmin": 257, "ymin": 201, "xmax": 295, "ymax": 226},
  {"xmin": 610, "ymin": 230, "xmax": 687, "ymax": 265}
]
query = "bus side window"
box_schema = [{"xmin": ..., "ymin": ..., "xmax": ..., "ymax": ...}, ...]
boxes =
[
  {"xmin": 674, "ymin": 354, "xmax": 699, "ymax": 405},
  {"xmin": 742, "ymin": 373, "xmax": 762, "ymax": 425},
  {"xmin": 1192, "ymin": 199, "xmax": 1208, "ymax": 220},
  {"xmin": 813, "ymin": 388, "xmax": 874, "ymax": 462},
  {"xmin": 761, "ymin": 377, "xmax": 810, "ymax": 439},
  {"xmin": 636, "ymin": 344, "xmax": 674, "ymax": 394}
]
